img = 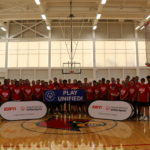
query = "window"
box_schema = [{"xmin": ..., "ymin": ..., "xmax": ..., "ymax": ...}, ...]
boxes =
[
  {"xmin": 138, "ymin": 41, "xmax": 146, "ymax": 66},
  {"xmin": 96, "ymin": 40, "xmax": 137, "ymax": 67},
  {"xmin": 0, "ymin": 42, "xmax": 6, "ymax": 68},
  {"xmin": 8, "ymin": 41, "xmax": 48, "ymax": 67}
]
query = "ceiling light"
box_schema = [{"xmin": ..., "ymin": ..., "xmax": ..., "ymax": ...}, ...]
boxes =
[
  {"xmin": 96, "ymin": 14, "xmax": 101, "ymax": 20},
  {"xmin": 35, "ymin": 0, "xmax": 40, "ymax": 5},
  {"xmin": 93, "ymin": 25, "xmax": 97, "ymax": 30},
  {"xmin": 41, "ymin": 14, "xmax": 46, "ymax": 20},
  {"xmin": 101, "ymin": 0, "xmax": 107, "ymax": 5},
  {"xmin": 140, "ymin": 26, "xmax": 145, "ymax": 30},
  {"xmin": 135, "ymin": 26, "xmax": 140, "ymax": 30},
  {"xmin": 46, "ymin": 26, "xmax": 51, "ymax": 30},
  {"xmin": 0, "ymin": 27, "xmax": 6, "ymax": 31},
  {"xmin": 146, "ymin": 15, "xmax": 150, "ymax": 20}
]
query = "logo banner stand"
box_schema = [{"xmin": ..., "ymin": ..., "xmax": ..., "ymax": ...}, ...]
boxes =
[
  {"xmin": 88, "ymin": 100, "xmax": 134, "ymax": 121},
  {"xmin": 0, "ymin": 101, "xmax": 47, "ymax": 121}
]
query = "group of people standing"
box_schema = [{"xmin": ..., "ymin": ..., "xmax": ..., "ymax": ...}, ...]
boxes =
[{"xmin": 0, "ymin": 75, "xmax": 149, "ymax": 120}]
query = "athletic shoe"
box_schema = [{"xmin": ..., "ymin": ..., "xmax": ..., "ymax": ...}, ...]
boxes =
[
  {"xmin": 139, "ymin": 116, "xmax": 144, "ymax": 121},
  {"xmin": 143, "ymin": 116, "xmax": 149, "ymax": 121}
]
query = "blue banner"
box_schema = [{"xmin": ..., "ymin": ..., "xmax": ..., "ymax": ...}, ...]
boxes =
[{"xmin": 44, "ymin": 89, "xmax": 85, "ymax": 102}]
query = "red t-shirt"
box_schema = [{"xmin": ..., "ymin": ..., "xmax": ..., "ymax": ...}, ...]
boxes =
[
  {"xmin": 0, "ymin": 90, "xmax": 10, "ymax": 103},
  {"xmin": 135, "ymin": 82, "xmax": 141, "ymax": 89},
  {"xmin": 23, "ymin": 86, "xmax": 33, "ymax": 101},
  {"xmin": 33, "ymin": 85, "xmax": 43, "ymax": 99},
  {"xmin": 8, "ymin": 84, "xmax": 15, "ymax": 91},
  {"xmin": 109, "ymin": 89, "xmax": 119, "ymax": 101},
  {"xmin": 67, "ymin": 84, "xmax": 73, "ymax": 89},
  {"xmin": 128, "ymin": 86, "xmax": 137, "ymax": 102},
  {"xmin": 61, "ymin": 85, "xmax": 69, "ymax": 90},
  {"xmin": 99, "ymin": 84, "xmax": 108, "ymax": 100},
  {"xmin": 116, "ymin": 83, "xmax": 122, "ymax": 91},
  {"xmin": 138, "ymin": 84, "xmax": 149, "ymax": 102},
  {"xmin": 109, "ymin": 83, "xmax": 117, "ymax": 90},
  {"xmin": 147, "ymin": 83, "xmax": 150, "ymax": 93},
  {"xmin": 12, "ymin": 87, "xmax": 22, "ymax": 101},
  {"xmin": 20, "ymin": 85, "xmax": 25, "ymax": 92},
  {"xmin": 71, "ymin": 85, "xmax": 80, "ymax": 90},
  {"xmin": 48, "ymin": 84, "xmax": 54, "ymax": 90},
  {"xmin": 93, "ymin": 86, "xmax": 101, "ymax": 100},
  {"xmin": 120, "ymin": 87, "xmax": 129, "ymax": 101},
  {"xmin": 85, "ymin": 86, "xmax": 94, "ymax": 101}
]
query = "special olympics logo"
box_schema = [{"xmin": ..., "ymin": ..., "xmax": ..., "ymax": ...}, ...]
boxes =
[
  {"xmin": 45, "ymin": 91, "xmax": 56, "ymax": 102},
  {"xmin": 20, "ymin": 106, "xmax": 26, "ymax": 111}
]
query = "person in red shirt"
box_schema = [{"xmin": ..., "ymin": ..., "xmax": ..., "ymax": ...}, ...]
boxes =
[
  {"xmin": 32, "ymin": 80, "xmax": 35, "ymax": 88},
  {"xmin": 85, "ymin": 82, "xmax": 94, "ymax": 113},
  {"xmin": 109, "ymin": 84, "xmax": 119, "ymax": 101},
  {"xmin": 9, "ymin": 80, "xmax": 15, "ymax": 92},
  {"xmin": 128, "ymin": 80, "xmax": 138, "ymax": 118},
  {"xmin": 146, "ymin": 76, "xmax": 150, "ymax": 120},
  {"xmin": 0, "ymin": 85, "xmax": 10, "ymax": 105},
  {"xmin": 67, "ymin": 79, "xmax": 73, "ymax": 89},
  {"xmin": 61, "ymin": 80, "xmax": 69, "ymax": 113},
  {"xmin": 134, "ymin": 76, "xmax": 141, "ymax": 89},
  {"xmin": 125, "ymin": 75, "xmax": 131, "ymax": 87},
  {"xmin": 85, "ymin": 82, "xmax": 94, "ymax": 101},
  {"xmin": 106, "ymin": 80, "xmax": 110, "ymax": 88},
  {"xmin": 69, "ymin": 79, "xmax": 80, "ymax": 113},
  {"xmin": 138, "ymin": 78, "xmax": 149, "ymax": 121},
  {"xmin": 53, "ymin": 77, "xmax": 58, "ymax": 85},
  {"xmin": 19, "ymin": 80, "xmax": 25, "ymax": 92},
  {"xmin": 33, "ymin": 80, "xmax": 43, "ymax": 101},
  {"xmin": 83, "ymin": 77, "xmax": 88, "ymax": 89},
  {"xmin": 71, "ymin": 79, "xmax": 80, "ymax": 90},
  {"xmin": 109, "ymin": 78, "xmax": 117, "ymax": 90},
  {"xmin": 23, "ymin": 81, "xmax": 33, "ymax": 101},
  {"xmin": 59, "ymin": 79, "xmax": 63, "ymax": 88},
  {"xmin": 146, "ymin": 75, "xmax": 150, "ymax": 100},
  {"xmin": 46, "ymin": 82, "xmax": 59, "ymax": 114},
  {"xmin": 120, "ymin": 81, "xmax": 129, "ymax": 101},
  {"xmin": 93, "ymin": 81, "xmax": 101, "ymax": 100},
  {"xmin": 48, "ymin": 80, "xmax": 54, "ymax": 90},
  {"xmin": 116, "ymin": 78, "xmax": 122, "ymax": 91},
  {"xmin": 12, "ymin": 81, "xmax": 22, "ymax": 101},
  {"xmin": 99, "ymin": 78, "xmax": 108, "ymax": 100},
  {"xmin": 129, "ymin": 81, "xmax": 137, "ymax": 102}
]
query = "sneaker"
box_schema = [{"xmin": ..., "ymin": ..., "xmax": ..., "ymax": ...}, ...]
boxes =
[
  {"xmin": 139, "ymin": 116, "xmax": 144, "ymax": 121},
  {"xmin": 143, "ymin": 116, "xmax": 148, "ymax": 121}
]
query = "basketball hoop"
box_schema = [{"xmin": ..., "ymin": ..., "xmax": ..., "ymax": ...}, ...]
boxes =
[{"xmin": 62, "ymin": 62, "xmax": 81, "ymax": 74}]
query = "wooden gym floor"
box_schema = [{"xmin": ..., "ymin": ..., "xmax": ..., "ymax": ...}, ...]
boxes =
[{"xmin": 0, "ymin": 114, "xmax": 150, "ymax": 150}]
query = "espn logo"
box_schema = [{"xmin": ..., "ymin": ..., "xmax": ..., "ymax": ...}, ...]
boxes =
[
  {"xmin": 4, "ymin": 107, "xmax": 16, "ymax": 111},
  {"xmin": 92, "ymin": 105, "xmax": 103, "ymax": 109}
]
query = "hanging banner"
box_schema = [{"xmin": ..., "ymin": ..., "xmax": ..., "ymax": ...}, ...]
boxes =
[
  {"xmin": 0, "ymin": 101, "xmax": 47, "ymax": 121},
  {"xmin": 44, "ymin": 89, "xmax": 85, "ymax": 102},
  {"xmin": 88, "ymin": 100, "xmax": 134, "ymax": 121}
]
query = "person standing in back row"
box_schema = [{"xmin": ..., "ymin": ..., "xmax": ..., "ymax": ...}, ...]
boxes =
[{"xmin": 138, "ymin": 78, "xmax": 149, "ymax": 121}]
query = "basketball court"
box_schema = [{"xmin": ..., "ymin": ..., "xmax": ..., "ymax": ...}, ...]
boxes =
[
  {"xmin": 0, "ymin": 114, "xmax": 150, "ymax": 150},
  {"xmin": 0, "ymin": 0, "xmax": 150, "ymax": 150}
]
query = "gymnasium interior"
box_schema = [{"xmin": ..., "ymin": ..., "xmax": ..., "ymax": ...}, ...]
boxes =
[{"xmin": 0, "ymin": 0, "xmax": 150, "ymax": 150}]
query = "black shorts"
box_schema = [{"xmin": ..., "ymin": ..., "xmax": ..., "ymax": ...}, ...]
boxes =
[
  {"xmin": 86, "ymin": 101, "xmax": 93, "ymax": 106},
  {"xmin": 138, "ymin": 102, "xmax": 149, "ymax": 106}
]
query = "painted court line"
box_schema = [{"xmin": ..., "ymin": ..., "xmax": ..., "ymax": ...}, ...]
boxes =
[{"xmin": 1, "ymin": 143, "xmax": 150, "ymax": 148}]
